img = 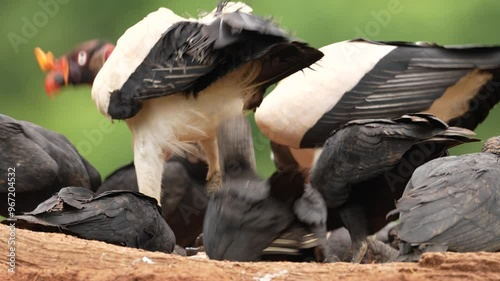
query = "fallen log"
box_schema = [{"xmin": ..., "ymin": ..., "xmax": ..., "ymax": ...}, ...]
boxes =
[{"xmin": 0, "ymin": 225, "xmax": 499, "ymax": 281}]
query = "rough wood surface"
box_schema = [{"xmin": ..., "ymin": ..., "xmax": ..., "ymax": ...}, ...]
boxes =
[{"xmin": 0, "ymin": 225, "xmax": 499, "ymax": 281}]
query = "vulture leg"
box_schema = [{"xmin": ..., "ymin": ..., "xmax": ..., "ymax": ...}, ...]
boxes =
[
  {"xmin": 199, "ymin": 137, "xmax": 221, "ymax": 196},
  {"xmin": 133, "ymin": 139, "xmax": 170, "ymax": 205},
  {"xmin": 340, "ymin": 202, "xmax": 369, "ymax": 263}
]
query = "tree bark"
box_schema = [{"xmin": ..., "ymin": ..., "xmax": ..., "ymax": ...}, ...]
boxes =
[{"xmin": 0, "ymin": 225, "xmax": 499, "ymax": 281}]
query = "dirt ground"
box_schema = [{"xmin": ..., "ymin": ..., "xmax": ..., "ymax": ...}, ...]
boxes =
[{"xmin": 0, "ymin": 225, "xmax": 499, "ymax": 281}]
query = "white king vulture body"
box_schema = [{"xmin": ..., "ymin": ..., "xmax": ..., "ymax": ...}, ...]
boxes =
[
  {"xmin": 256, "ymin": 39, "xmax": 500, "ymax": 172},
  {"xmin": 91, "ymin": 2, "xmax": 323, "ymax": 202}
]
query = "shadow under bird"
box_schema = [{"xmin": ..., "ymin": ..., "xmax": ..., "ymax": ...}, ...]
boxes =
[
  {"xmin": 310, "ymin": 113, "xmax": 478, "ymax": 263},
  {"xmin": 10, "ymin": 186, "xmax": 176, "ymax": 253},
  {"xmin": 256, "ymin": 39, "xmax": 500, "ymax": 178},
  {"xmin": 96, "ymin": 154, "xmax": 208, "ymax": 248},
  {"xmin": 387, "ymin": 136, "xmax": 500, "ymax": 261},
  {"xmin": 203, "ymin": 116, "xmax": 330, "ymax": 262},
  {"xmin": 90, "ymin": 1, "xmax": 323, "ymax": 205},
  {"xmin": 0, "ymin": 114, "xmax": 101, "ymax": 216}
]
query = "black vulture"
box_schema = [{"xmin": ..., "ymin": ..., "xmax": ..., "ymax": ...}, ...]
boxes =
[
  {"xmin": 310, "ymin": 113, "xmax": 478, "ymax": 262},
  {"xmin": 90, "ymin": 1, "xmax": 323, "ymax": 205},
  {"xmin": 10, "ymin": 186, "xmax": 176, "ymax": 253},
  {"xmin": 203, "ymin": 116, "xmax": 330, "ymax": 262},
  {"xmin": 388, "ymin": 136, "xmax": 500, "ymax": 261},
  {"xmin": 0, "ymin": 114, "xmax": 101, "ymax": 216},
  {"xmin": 96, "ymin": 154, "xmax": 208, "ymax": 248},
  {"xmin": 256, "ymin": 39, "xmax": 500, "ymax": 177}
]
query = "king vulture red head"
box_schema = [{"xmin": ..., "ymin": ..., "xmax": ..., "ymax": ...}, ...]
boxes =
[
  {"xmin": 91, "ymin": 2, "xmax": 323, "ymax": 203},
  {"xmin": 35, "ymin": 40, "xmax": 115, "ymax": 97},
  {"xmin": 256, "ymin": 39, "xmax": 500, "ymax": 173}
]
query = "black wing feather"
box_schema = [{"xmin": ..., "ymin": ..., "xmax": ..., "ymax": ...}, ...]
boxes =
[
  {"xmin": 310, "ymin": 113, "xmax": 477, "ymax": 209},
  {"xmin": 301, "ymin": 40, "xmax": 500, "ymax": 147},
  {"xmin": 13, "ymin": 187, "xmax": 175, "ymax": 253},
  {"xmin": 108, "ymin": 11, "xmax": 323, "ymax": 119}
]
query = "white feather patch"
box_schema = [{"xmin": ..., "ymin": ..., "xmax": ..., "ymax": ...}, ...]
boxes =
[
  {"xmin": 91, "ymin": 2, "xmax": 254, "ymax": 118},
  {"xmin": 199, "ymin": 2, "xmax": 253, "ymax": 24},
  {"xmin": 91, "ymin": 8, "xmax": 186, "ymax": 117},
  {"xmin": 255, "ymin": 40, "xmax": 397, "ymax": 148}
]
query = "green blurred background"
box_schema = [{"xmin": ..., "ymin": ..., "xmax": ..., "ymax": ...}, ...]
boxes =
[{"xmin": 1, "ymin": 0, "xmax": 499, "ymax": 180}]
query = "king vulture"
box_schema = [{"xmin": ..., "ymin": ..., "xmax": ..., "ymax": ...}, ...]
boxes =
[
  {"xmin": 387, "ymin": 136, "xmax": 500, "ymax": 261},
  {"xmin": 35, "ymin": 39, "xmax": 114, "ymax": 97},
  {"xmin": 310, "ymin": 113, "xmax": 478, "ymax": 262},
  {"xmin": 90, "ymin": 2, "xmax": 323, "ymax": 203},
  {"xmin": 35, "ymin": 40, "xmax": 210, "ymax": 247},
  {"xmin": 255, "ymin": 39, "xmax": 500, "ymax": 173}
]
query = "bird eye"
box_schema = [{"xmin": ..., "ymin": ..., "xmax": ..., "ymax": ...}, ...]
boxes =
[{"xmin": 77, "ymin": 51, "xmax": 87, "ymax": 66}]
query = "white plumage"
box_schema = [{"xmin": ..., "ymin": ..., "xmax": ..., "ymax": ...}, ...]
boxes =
[
  {"xmin": 92, "ymin": 8, "xmax": 185, "ymax": 117},
  {"xmin": 124, "ymin": 64, "xmax": 259, "ymax": 201},
  {"xmin": 255, "ymin": 41, "xmax": 396, "ymax": 148},
  {"xmin": 91, "ymin": 2, "xmax": 323, "ymax": 203},
  {"xmin": 256, "ymin": 39, "xmax": 500, "ymax": 178}
]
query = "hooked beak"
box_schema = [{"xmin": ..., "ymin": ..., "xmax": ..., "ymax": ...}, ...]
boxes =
[
  {"xmin": 35, "ymin": 47, "xmax": 69, "ymax": 98},
  {"xmin": 34, "ymin": 47, "xmax": 55, "ymax": 72}
]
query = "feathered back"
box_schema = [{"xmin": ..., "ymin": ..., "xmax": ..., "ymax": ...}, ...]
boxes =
[{"xmin": 311, "ymin": 113, "xmax": 479, "ymax": 209}]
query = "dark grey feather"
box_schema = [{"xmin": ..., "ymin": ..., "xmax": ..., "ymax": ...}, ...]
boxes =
[
  {"xmin": 0, "ymin": 114, "xmax": 101, "ymax": 216},
  {"xmin": 12, "ymin": 186, "xmax": 176, "ymax": 253},
  {"xmin": 108, "ymin": 9, "xmax": 323, "ymax": 119},
  {"xmin": 391, "ymin": 152, "xmax": 500, "ymax": 253}
]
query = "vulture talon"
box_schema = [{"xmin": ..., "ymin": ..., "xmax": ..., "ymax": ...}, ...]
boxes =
[
  {"xmin": 206, "ymin": 170, "xmax": 222, "ymax": 196},
  {"xmin": 351, "ymin": 240, "xmax": 368, "ymax": 264}
]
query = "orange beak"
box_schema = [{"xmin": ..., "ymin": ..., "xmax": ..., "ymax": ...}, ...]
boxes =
[
  {"xmin": 35, "ymin": 47, "xmax": 70, "ymax": 98},
  {"xmin": 34, "ymin": 47, "xmax": 55, "ymax": 72}
]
